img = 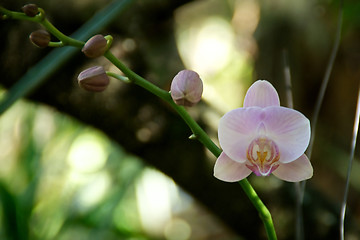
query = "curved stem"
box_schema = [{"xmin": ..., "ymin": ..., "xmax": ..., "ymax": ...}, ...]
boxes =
[
  {"xmin": 283, "ymin": 50, "xmax": 304, "ymax": 240},
  {"xmin": 340, "ymin": 85, "xmax": 360, "ymax": 240},
  {"xmin": 48, "ymin": 41, "xmax": 64, "ymax": 47},
  {"xmin": 306, "ymin": 0, "xmax": 344, "ymax": 161},
  {"xmin": 105, "ymin": 51, "xmax": 222, "ymax": 156},
  {"xmin": 41, "ymin": 18, "xmax": 84, "ymax": 47},
  {"xmin": 0, "ymin": 6, "xmax": 40, "ymax": 22},
  {"xmin": 0, "ymin": 6, "xmax": 84, "ymax": 48},
  {"xmin": 104, "ymin": 51, "xmax": 170, "ymax": 99},
  {"xmin": 106, "ymin": 72, "xmax": 131, "ymax": 84},
  {"xmin": 0, "ymin": 6, "xmax": 277, "ymax": 238},
  {"xmin": 104, "ymin": 50, "xmax": 277, "ymax": 240},
  {"xmin": 239, "ymin": 180, "xmax": 277, "ymax": 240}
]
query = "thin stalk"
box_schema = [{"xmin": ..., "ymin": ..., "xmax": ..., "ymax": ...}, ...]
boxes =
[
  {"xmin": 298, "ymin": 1, "xmax": 344, "ymax": 238},
  {"xmin": 104, "ymin": 51, "xmax": 223, "ymax": 157},
  {"xmin": 1, "ymin": 6, "xmax": 278, "ymax": 238},
  {"xmin": 0, "ymin": 0, "xmax": 133, "ymax": 114},
  {"xmin": 283, "ymin": 50, "xmax": 293, "ymax": 109},
  {"xmin": 47, "ymin": 41, "xmax": 64, "ymax": 48},
  {"xmin": 239, "ymin": 180, "xmax": 277, "ymax": 240},
  {"xmin": 0, "ymin": 7, "xmax": 83, "ymax": 47},
  {"xmin": 340, "ymin": 85, "xmax": 360, "ymax": 240},
  {"xmin": 105, "ymin": 50, "xmax": 277, "ymax": 240},
  {"xmin": 299, "ymin": 0, "xmax": 344, "ymax": 237},
  {"xmin": 0, "ymin": 6, "xmax": 40, "ymax": 22},
  {"xmin": 106, "ymin": 72, "xmax": 131, "ymax": 84},
  {"xmin": 283, "ymin": 50, "xmax": 304, "ymax": 240},
  {"xmin": 306, "ymin": 0, "xmax": 344, "ymax": 160},
  {"xmin": 41, "ymin": 18, "xmax": 84, "ymax": 47}
]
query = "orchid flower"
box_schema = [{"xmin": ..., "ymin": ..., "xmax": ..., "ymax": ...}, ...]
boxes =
[{"xmin": 214, "ymin": 80, "xmax": 313, "ymax": 182}]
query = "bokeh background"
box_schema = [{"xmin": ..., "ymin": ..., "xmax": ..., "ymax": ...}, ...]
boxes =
[{"xmin": 0, "ymin": 0, "xmax": 360, "ymax": 239}]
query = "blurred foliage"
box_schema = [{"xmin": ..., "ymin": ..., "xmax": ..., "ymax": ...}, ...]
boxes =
[
  {"xmin": 0, "ymin": 94, "xmax": 237, "ymax": 240},
  {"xmin": 0, "ymin": 95, "xmax": 141, "ymax": 239}
]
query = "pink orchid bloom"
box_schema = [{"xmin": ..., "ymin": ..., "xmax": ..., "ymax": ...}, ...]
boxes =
[{"xmin": 214, "ymin": 80, "xmax": 313, "ymax": 182}]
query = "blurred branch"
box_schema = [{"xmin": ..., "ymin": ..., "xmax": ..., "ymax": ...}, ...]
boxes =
[
  {"xmin": 283, "ymin": 50, "xmax": 304, "ymax": 240},
  {"xmin": 306, "ymin": 0, "xmax": 344, "ymax": 160},
  {"xmin": 340, "ymin": 85, "xmax": 360, "ymax": 240}
]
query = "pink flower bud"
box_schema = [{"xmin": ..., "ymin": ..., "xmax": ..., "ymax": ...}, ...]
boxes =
[
  {"xmin": 170, "ymin": 70, "xmax": 203, "ymax": 107},
  {"xmin": 82, "ymin": 35, "xmax": 107, "ymax": 58},
  {"xmin": 78, "ymin": 66, "xmax": 110, "ymax": 92},
  {"xmin": 29, "ymin": 29, "xmax": 50, "ymax": 48},
  {"xmin": 22, "ymin": 4, "xmax": 39, "ymax": 17}
]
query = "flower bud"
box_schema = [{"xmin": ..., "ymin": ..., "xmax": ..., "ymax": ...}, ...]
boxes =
[
  {"xmin": 78, "ymin": 66, "xmax": 110, "ymax": 92},
  {"xmin": 29, "ymin": 29, "xmax": 50, "ymax": 48},
  {"xmin": 170, "ymin": 70, "xmax": 203, "ymax": 107},
  {"xmin": 82, "ymin": 35, "xmax": 107, "ymax": 58},
  {"xmin": 22, "ymin": 4, "xmax": 39, "ymax": 17}
]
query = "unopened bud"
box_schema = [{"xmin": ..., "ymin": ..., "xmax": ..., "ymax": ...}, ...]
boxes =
[
  {"xmin": 22, "ymin": 4, "xmax": 39, "ymax": 17},
  {"xmin": 170, "ymin": 70, "xmax": 203, "ymax": 107},
  {"xmin": 82, "ymin": 35, "xmax": 107, "ymax": 58},
  {"xmin": 29, "ymin": 29, "xmax": 50, "ymax": 48},
  {"xmin": 78, "ymin": 66, "xmax": 110, "ymax": 92}
]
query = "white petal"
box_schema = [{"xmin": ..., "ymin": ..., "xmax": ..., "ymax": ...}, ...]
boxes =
[
  {"xmin": 243, "ymin": 80, "xmax": 280, "ymax": 108},
  {"xmin": 214, "ymin": 152, "xmax": 252, "ymax": 182},
  {"xmin": 218, "ymin": 107, "xmax": 264, "ymax": 162},
  {"xmin": 272, "ymin": 154, "xmax": 313, "ymax": 182},
  {"xmin": 262, "ymin": 106, "xmax": 310, "ymax": 163}
]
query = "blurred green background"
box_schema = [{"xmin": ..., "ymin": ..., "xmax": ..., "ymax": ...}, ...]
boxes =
[{"xmin": 0, "ymin": 0, "xmax": 360, "ymax": 239}]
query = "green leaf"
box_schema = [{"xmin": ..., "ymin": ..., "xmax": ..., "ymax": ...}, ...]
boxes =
[{"xmin": 0, "ymin": 182, "xmax": 28, "ymax": 240}]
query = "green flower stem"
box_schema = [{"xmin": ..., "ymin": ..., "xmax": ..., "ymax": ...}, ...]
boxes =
[
  {"xmin": 41, "ymin": 18, "xmax": 84, "ymax": 47},
  {"xmin": 106, "ymin": 72, "xmax": 131, "ymax": 84},
  {"xmin": 0, "ymin": 6, "xmax": 84, "ymax": 48},
  {"xmin": 105, "ymin": 51, "xmax": 277, "ymax": 240},
  {"xmin": 0, "ymin": 6, "xmax": 39, "ymax": 22},
  {"xmin": 105, "ymin": 51, "xmax": 221, "ymax": 156},
  {"xmin": 0, "ymin": 6, "xmax": 277, "ymax": 238},
  {"xmin": 104, "ymin": 51, "xmax": 169, "ymax": 100},
  {"xmin": 104, "ymin": 35, "xmax": 113, "ymax": 50},
  {"xmin": 239, "ymin": 179, "xmax": 277, "ymax": 239},
  {"xmin": 48, "ymin": 41, "xmax": 64, "ymax": 48}
]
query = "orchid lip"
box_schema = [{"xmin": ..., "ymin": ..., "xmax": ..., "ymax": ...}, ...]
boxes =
[
  {"xmin": 246, "ymin": 137, "xmax": 280, "ymax": 176},
  {"xmin": 246, "ymin": 163, "xmax": 279, "ymax": 176}
]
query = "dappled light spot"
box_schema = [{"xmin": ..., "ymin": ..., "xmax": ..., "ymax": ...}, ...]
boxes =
[
  {"xmin": 136, "ymin": 169, "xmax": 177, "ymax": 237},
  {"xmin": 73, "ymin": 172, "xmax": 111, "ymax": 211},
  {"xmin": 67, "ymin": 132, "xmax": 108, "ymax": 173},
  {"xmin": 136, "ymin": 127, "xmax": 152, "ymax": 142},
  {"xmin": 175, "ymin": 1, "xmax": 260, "ymax": 111},
  {"xmin": 176, "ymin": 17, "xmax": 234, "ymax": 76}
]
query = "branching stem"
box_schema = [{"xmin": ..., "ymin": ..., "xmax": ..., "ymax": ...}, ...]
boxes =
[{"xmin": 0, "ymin": 6, "xmax": 277, "ymax": 239}]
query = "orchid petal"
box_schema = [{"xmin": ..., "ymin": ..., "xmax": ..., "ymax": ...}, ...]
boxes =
[
  {"xmin": 214, "ymin": 152, "xmax": 252, "ymax": 182},
  {"xmin": 243, "ymin": 80, "xmax": 280, "ymax": 108},
  {"xmin": 262, "ymin": 106, "xmax": 310, "ymax": 163},
  {"xmin": 272, "ymin": 154, "xmax": 313, "ymax": 182},
  {"xmin": 218, "ymin": 107, "xmax": 264, "ymax": 162}
]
